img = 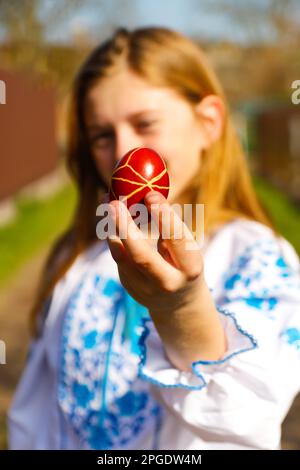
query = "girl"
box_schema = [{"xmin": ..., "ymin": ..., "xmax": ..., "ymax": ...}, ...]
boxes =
[{"xmin": 8, "ymin": 26, "xmax": 300, "ymax": 450}]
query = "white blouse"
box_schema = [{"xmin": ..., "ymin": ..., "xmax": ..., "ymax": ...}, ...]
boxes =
[{"xmin": 7, "ymin": 217, "xmax": 300, "ymax": 450}]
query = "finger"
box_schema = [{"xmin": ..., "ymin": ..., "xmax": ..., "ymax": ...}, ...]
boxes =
[
  {"xmin": 118, "ymin": 262, "xmax": 152, "ymax": 303},
  {"xmin": 107, "ymin": 231, "xmax": 127, "ymax": 263},
  {"xmin": 109, "ymin": 199, "xmax": 183, "ymax": 288},
  {"xmin": 157, "ymin": 234, "xmax": 178, "ymax": 268},
  {"xmin": 107, "ymin": 230, "xmax": 152, "ymax": 303},
  {"xmin": 107, "ymin": 227, "xmax": 148, "ymax": 283},
  {"xmin": 144, "ymin": 191, "xmax": 203, "ymax": 280}
]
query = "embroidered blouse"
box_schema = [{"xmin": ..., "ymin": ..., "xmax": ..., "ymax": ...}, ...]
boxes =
[{"xmin": 7, "ymin": 218, "xmax": 300, "ymax": 450}]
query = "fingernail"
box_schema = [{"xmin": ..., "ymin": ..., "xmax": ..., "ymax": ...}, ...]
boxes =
[{"xmin": 145, "ymin": 191, "xmax": 161, "ymax": 204}]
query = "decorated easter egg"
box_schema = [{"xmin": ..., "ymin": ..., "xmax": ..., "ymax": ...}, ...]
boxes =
[{"xmin": 109, "ymin": 147, "xmax": 169, "ymax": 215}]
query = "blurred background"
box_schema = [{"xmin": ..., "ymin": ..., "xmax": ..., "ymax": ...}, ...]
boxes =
[{"xmin": 0, "ymin": 0, "xmax": 300, "ymax": 450}]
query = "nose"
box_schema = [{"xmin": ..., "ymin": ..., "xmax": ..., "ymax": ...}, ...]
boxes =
[{"xmin": 114, "ymin": 127, "xmax": 144, "ymax": 162}]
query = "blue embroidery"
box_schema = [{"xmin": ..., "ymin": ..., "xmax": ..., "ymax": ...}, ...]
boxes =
[
  {"xmin": 72, "ymin": 382, "xmax": 94, "ymax": 408},
  {"xmin": 122, "ymin": 293, "xmax": 149, "ymax": 355},
  {"xmin": 58, "ymin": 271, "xmax": 164, "ymax": 450},
  {"xmin": 83, "ymin": 330, "xmax": 98, "ymax": 349},
  {"xmin": 225, "ymin": 273, "xmax": 241, "ymax": 290},
  {"xmin": 276, "ymin": 257, "xmax": 287, "ymax": 268},
  {"xmin": 280, "ymin": 327, "xmax": 300, "ymax": 350},
  {"xmin": 102, "ymin": 279, "xmax": 120, "ymax": 297},
  {"xmin": 221, "ymin": 238, "xmax": 300, "ymax": 316},
  {"xmin": 116, "ymin": 390, "xmax": 148, "ymax": 415},
  {"xmin": 245, "ymin": 297, "xmax": 264, "ymax": 309}
]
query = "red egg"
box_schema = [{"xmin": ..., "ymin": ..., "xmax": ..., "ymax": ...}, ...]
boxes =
[{"xmin": 109, "ymin": 147, "xmax": 169, "ymax": 218}]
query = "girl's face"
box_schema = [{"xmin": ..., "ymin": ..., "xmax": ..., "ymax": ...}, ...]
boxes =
[{"xmin": 84, "ymin": 68, "xmax": 218, "ymax": 203}]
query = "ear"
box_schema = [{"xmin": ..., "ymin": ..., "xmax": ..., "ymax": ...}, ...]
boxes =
[{"xmin": 194, "ymin": 95, "xmax": 225, "ymax": 150}]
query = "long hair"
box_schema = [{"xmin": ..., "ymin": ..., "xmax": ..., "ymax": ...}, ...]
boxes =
[{"xmin": 29, "ymin": 26, "xmax": 277, "ymax": 336}]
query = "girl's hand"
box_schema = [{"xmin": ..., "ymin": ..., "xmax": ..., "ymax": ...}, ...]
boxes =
[
  {"xmin": 106, "ymin": 190, "xmax": 227, "ymax": 370},
  {"xmin": 106, "ymin": 190, "xmax": 204, "ymax": 315}
]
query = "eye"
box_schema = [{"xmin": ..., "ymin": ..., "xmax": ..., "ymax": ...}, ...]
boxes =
[
  {"xmin": 137, "ymin": 120, "xmax": 156, "ymax": 130},
  {"xmin": 90, "ymin": 132, "xmax": 113, "ymax": 147}
]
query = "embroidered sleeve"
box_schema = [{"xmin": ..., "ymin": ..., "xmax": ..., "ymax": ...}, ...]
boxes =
[
  {"xmin": 136, "ymin": 237, "xmax": 300, "ymax": 449},
  {"xmin": 137, "ymin": 306, "xmax": 257, "ymax": 390}
]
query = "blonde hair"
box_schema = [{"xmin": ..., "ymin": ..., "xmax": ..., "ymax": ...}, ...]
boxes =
[{"xmin": 30, "ymin": 26, "xmax": 277, "ymax": 336}]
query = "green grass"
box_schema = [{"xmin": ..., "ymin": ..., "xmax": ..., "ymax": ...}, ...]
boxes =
[
  {"xmin": 0, "ymin": 183, "xmax": 77, "ymax": 286},
  {"xmin": 253, "ymin": 175, "xmax": 300, "ymax": 254}
]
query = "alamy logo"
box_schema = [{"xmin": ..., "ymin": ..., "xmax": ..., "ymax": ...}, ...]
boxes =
[
  {"xmin": 0, "ymin": 340, "xmax": 6, "ymax": 364},
  {"xmin": 96, "ymin": 201, "xmax": 205, "ymax": 251},
  {"xmin": 291, "ymin": 80, "xmax": 300, "ymax": 105},
  {"xmin": 0, "ymin": 79, "xmax": 6, "ymax": 104}
]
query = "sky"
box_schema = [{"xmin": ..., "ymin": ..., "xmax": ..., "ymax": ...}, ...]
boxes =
[
  {"xmin": 42, "ymin": 0, "xmax": 274, "ymax": 44},
  {"xmin": 1, "ymin": 0, "xmax": 299, "ymax": 45}
]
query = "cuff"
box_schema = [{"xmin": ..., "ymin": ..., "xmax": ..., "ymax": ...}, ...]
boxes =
[{"xmin": 137, "ymin": 306, "xmax": 258, "ymax": 390}]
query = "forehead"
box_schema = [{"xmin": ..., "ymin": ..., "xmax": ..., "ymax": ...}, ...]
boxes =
[{"xmin": 84, "ymin": 68, "xmax": 185, "ymax": 124}]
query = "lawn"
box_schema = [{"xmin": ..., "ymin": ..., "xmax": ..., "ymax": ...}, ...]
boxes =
[
  {"xmin": 253, "ymin": 175, "xmax": 300, "ymax": 255},
  {"xmin": 0, "ymin": 183, "xmax": 77, "ymax": 287}
]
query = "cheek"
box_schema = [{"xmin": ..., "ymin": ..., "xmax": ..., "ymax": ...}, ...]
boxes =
[
  {"xmin": 168, "ymin": 149, "xmax": 199, "ymax": 182},
  {"xmin": 158, "ymin": 129, "xmax": 201, "ymax": 177}
]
